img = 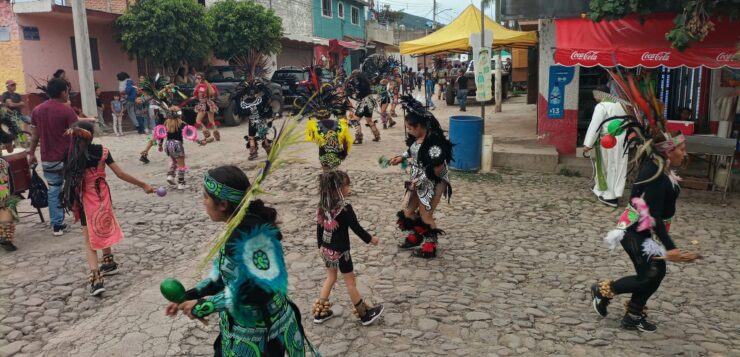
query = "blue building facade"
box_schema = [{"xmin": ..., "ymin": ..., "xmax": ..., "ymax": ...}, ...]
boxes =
[{"xmin": 313, "ymin": 0, "xmax": 366, "ymax": 40}]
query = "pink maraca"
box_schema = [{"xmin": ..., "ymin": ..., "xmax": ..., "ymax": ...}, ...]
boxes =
[{"xmin": 156, "ymin": 186, "xmax": 167, "ymax": 197}]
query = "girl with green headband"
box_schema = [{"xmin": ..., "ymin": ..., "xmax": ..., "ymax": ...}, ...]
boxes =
[{"xmin": 165, "ymin": 165, "xmax": 317, "ymax": 356}]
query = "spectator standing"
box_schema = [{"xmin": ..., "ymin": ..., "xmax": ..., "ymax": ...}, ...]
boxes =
[
  {"xmin": 2, "ymin": 80, "xmax": 32, "ymax": 125},
  {"xmin": 456, "ymin": 72, "xmax": 469, "ymax": 112},
  {"xmin": 117, "ymin": 72, "xmax": 139, "ymax": 132},
  {"xmin": 110, "ymin": 94, "xmax": 124, "ymax": 136},
  {"xmin": 27, "ymin": 78, "xmax": 79, "ymax": 236},
  {"xmin": 134, "ymin": 96, "xmax": 148, "ymax": 134},
  {"xmin": 424, "ymin": 73, "xmax": 435, "ymax": 110}
]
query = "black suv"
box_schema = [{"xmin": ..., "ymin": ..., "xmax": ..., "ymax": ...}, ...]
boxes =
[
  {"xmin": 178, "ymin": 66, "xmax": 283, "ymax": 126},
  {"xmin": 272, "ymin": 66, "xmax": 337, "ymax": 108}
]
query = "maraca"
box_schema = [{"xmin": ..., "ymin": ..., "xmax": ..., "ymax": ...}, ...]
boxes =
[
  {"xmin": 606, "ymin": 120, "xmax": 625, "ymax": 136},
  {"xmin": 600, "ymin": 134, "xmax": 617, "ymax": 149},
  {"xmin": 160, "ymin": 278, "xmax": 186, "ymax": 303},
  {"xmin": 156, "ymin": 186, "xmax": 167, "ymax": 197}
]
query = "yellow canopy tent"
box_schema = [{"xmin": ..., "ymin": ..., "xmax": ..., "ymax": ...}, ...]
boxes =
[{"xmin": 400, "ymin": 5, "xmax": 537, "ymax": 55}]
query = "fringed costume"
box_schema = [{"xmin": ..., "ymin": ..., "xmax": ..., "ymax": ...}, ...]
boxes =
[
  {"xmin": 0, "ymin": 157, "xmax": 19, "ymax": 252},
  {"xmin": 300, "ymin": 83, "xmax": 353, "ymax": 170},
  {"xmin": 345, "ymin": 72, "xmax": 378, "ymax": 144},
  {"xmin": 589, "ymin": 69, "xmax": 699, "ymax": 333},
  {"xmin": 234, "ymin": 56, "xmax": 275, "ymax": 161},
  {"xmin": 395, "ymin": 95, "xmax": 453, "ymax": 259}
]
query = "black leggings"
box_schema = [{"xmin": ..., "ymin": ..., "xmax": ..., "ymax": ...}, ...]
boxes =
[{"xmin": 611, "ymin": 233, "xmax": 666, "ymax": 310}]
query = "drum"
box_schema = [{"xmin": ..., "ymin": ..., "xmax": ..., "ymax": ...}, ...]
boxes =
[{"xmin": 1, "ymin": 148, "xmax": 30, "ymax": 194}]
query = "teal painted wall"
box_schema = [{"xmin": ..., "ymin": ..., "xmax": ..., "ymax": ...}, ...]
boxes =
[{"xmin": 313, "ymin": 0, "xmax": 366, "ymax": 40}]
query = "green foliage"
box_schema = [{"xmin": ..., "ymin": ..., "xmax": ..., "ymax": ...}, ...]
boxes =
[
  {"xmin": 588, "ymin": 0, "xmax": 739, "ymax": 51},
  {"xmin": 206, "ymin": 0, "xmax": 283, "ymax": 64},
  {"xmin": 115, "ymin": 0, "xmax": 212, "ymax": 68}
]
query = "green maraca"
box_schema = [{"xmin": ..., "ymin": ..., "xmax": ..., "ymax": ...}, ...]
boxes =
[
  {"xmin": 160, "ymin": 278, "xmax": 186, "ymax": 303},
  {"xmin": 607, "ymin": 120, "xmax": 625, "ymax": 136}
]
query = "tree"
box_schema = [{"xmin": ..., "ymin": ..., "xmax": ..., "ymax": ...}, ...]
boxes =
[
  {"xmin": 588, "ymin": 0, "xmax": 739, "ymax": 51},
  {"xmin": 115, "ymin": 0, "xmax": 213, "ymax": 72},
  {"xmin": 206, "ymin": 0, "xmax": 283, "ymax": 68}
]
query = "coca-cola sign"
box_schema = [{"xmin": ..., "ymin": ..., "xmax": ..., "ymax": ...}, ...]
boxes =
[
  {"xmin": 570, "ymin": 51, "xmax": 598, "ymax": 61},
  {"xmin": 640, "ymin": 51, "xmax": 671, "ymax": 61},
  {"xmin": 716, "ymin": 52, "xmax": 734, "ymax": 62}
]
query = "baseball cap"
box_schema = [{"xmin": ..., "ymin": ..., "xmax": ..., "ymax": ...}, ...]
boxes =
[{"xmin": 5, "ymin": 80, "xmax": 16, "ymax": 86}]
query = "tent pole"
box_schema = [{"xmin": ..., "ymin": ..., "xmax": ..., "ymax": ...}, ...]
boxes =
[{"xmin": 480, "ymin": 1, "xmax": 486, "ymax": 134}]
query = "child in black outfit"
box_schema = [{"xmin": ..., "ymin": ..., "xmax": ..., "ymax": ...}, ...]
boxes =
[{"xmin": 313, "ymin": 170, "xmax": 384, "ymax": 326}]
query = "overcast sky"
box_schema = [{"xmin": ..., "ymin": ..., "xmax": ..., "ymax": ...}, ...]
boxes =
[{"xmin": 374, "ymin": 0, "xmax": 497, "ymax": 24}]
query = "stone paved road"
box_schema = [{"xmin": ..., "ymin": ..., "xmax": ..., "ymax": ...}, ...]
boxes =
[{"xmin": 1, "ymin": 99, "xmax": 739, "ymax": 357}]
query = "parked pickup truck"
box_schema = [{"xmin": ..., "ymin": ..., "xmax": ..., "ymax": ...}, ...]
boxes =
[
  {"xmin": 177, "ymin": 66, "xmax": 283, "ymax": 126},
  {"xmin": 444, "ymin": 60, "xmax": 509, "ymax": 106}
]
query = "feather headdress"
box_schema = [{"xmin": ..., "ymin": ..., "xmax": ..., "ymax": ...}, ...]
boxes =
[{"xmin": 294, "ymin": 83, "xmax": 347, "ymax": 120}]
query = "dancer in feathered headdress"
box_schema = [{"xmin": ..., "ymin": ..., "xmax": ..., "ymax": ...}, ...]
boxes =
[
  {"xmin": 299, "ymin": 83, "xmax": 353, "ymax": 171},
  {"xmin": 164, "ymin": 165, "xmax": 319, "ymax": 356},
  {"xmin": 233, "ymin": 54, "xmax": 276, "ymax": 161},
  {"xmin": 387, "ymin": 95, "xmax": 453, "ymax": 259},
  {"xmin": 589, "ymin": 69, "xmax": 701, "ymax": 333}
]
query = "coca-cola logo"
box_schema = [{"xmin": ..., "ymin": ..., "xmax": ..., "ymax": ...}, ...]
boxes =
[
  {"xmin": 570, "ymin": 51, "xmax": 598, "ymax": 60},
  {"xmin": 641, "ymin": 51, "xmax": 671, "ymax": 61},
  {"xmin": 716, "ymin": 52, "xmax": 733, "ymax": 62}
]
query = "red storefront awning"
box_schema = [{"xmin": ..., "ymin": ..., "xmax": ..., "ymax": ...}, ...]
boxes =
[
  {"xmin": 329, "ymin": 39, "xmax": 361, "ymax": 50},
  {"xmin": 555, "ymin": 13, "xmax": 740, "ymax": 69}
]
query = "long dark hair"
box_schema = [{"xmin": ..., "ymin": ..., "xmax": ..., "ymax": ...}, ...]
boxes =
[
  {"xmin": 60, "ymin": 121, "xmax": 96, "ymax": 213},
  {"xmin": 318, "ymin": 170, "xmax": 349, "ymax": 215},
  {"xmin": 206, "ymin": 165, "xmax": 277, "ymax": 225},
  {"xmin": 401, "ymin": 94, "xmax": 445, "ymax": 146}
]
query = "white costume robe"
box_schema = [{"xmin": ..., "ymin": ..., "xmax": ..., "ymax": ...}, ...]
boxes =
[{"xmin": 584, "ymin": 101, "xmax": 629, "ymax": 200}]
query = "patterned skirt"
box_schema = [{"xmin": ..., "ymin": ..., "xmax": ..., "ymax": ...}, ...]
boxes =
[{"xmin": 195, "ymin": 98, "xmax": 218, "ymax": 114}]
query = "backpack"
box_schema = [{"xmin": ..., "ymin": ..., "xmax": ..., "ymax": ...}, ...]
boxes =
[{"xmin": 28, "ymin": 167, "xmax": 48, "ymax": 209}]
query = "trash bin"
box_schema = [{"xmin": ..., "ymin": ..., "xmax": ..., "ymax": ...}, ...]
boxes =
[{"xmin": 448, "ymin": 115, "xmax": 483, "ymax": 171}]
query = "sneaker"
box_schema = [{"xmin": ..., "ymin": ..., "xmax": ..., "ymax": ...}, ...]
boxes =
[
  {"xmin": 52, "ymin": 224, "xmax": 67, "ymax": 236},
  {"xmin": 621, "ymin": 313, "xmax": 657, "ymax": 332},
  {"xmin": 360, "ymin": 304, "xmax": 384, "ymax": 326},
  {"xmin": 598, "ymin": 196, "xmax": 618, "ymax": 208},
  {"xmin": 313, "ymin": 310, "xmax": 335, "ymax": 324},
  {"xmin": 0, "ymin": 240, "xmax": 17, "ymax": 252},
  {"xmin": 89, "ymin": 273, "xmax": 105, "ymax": 296},
  {"xmin": 139, "ymin": 154, "xmax": 150, "ymax": 164},
  {"xmin": 166, "ymin": 175, "xmax": 176, "ymax": 185},
  {"xmin": 100, "ymin": 256, "xmax": 118, "ymax": 276},
  {"xmin": 590, "ymin": 283, "xmax": 609, "ymax": 317},
  {"xmin": 388, "ymin": 119, "xmax": 396, "ymax": 128},
  {"xmin": 177, "ymin": 183, "xmax": 188, "ymax": 190}
]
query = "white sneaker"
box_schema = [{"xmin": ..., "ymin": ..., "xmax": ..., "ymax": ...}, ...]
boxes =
[
  {"xmin": 166, "ymin": 175, "xmax": 176, "ymax": 185},
  {"xmin": 177, "ymin": 183, "xmax": 187, "ymax": 190}
]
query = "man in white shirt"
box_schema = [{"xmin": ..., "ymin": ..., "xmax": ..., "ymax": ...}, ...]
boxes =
[{"xmin": 583, "ymin": 86, "xmax": 631, "ymax": 207}]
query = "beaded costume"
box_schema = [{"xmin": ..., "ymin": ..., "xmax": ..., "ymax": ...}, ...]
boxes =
[
  {"xmin": 0, "ymin": 157, "xmax": 19, "ymax": 251},
  {"xmin": 234, "ymin": 56, "xmax": 275, "ymax": 161},
  {"xmin": 300, "ymin": 83, "xmax": 353, "ymax": 170}
]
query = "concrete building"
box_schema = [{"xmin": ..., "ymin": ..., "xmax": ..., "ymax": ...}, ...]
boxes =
[{"xmin": 0, "ymin": 0, "xmax": 136, "ymax": 95}]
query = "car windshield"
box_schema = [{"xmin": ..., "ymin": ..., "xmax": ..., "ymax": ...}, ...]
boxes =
[
  {"xmin": 273, "ymin": 71, "xmax": 309, "ymax": 84},
  {"xmin": 205, "ymin": 67, "xmax": 245, "ymax": 83}
]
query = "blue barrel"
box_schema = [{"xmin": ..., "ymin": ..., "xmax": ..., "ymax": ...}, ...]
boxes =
[{"xmin": 448, "ymin": 115, "xmax": 483, "ymax": 171}]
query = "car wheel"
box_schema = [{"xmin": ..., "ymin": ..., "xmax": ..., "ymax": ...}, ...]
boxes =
[
  {"xmin": 221, "ymin": 101, "xmax": 241, "ymax": 127},
  {"xmin": 445, "ymin": 85, "xmax": 455, "ymax": 106}
]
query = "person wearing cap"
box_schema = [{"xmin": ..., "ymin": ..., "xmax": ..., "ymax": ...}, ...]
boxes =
[
  {"xmin": 2, "ymin": 80, "xmax": 32, "ymax": 126},
  {"xmin": 583, "ymin": 85, "xmax": 631, "ymax": 207}
]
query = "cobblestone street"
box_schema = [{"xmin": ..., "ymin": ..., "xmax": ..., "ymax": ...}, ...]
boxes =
[{"xmin": 1, "ymin": 104, "xmax": 739, "ymax": 356}]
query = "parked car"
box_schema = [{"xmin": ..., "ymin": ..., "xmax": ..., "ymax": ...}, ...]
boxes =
[
  {"xmin": 176, "ymin": 66, "xmax": 283, "ymax": 126},
  {"xmin": 444, "ymin": 60, "xmax": 510, "ymax": 106},
  {"xmin": 271, "ymin": 66, "xmax": 337, "ymax": 108}
]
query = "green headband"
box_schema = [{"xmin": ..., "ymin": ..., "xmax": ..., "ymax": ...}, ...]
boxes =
[{"xmin": 204, "ymin": 174, "xmax": 245, "ymax": 204}]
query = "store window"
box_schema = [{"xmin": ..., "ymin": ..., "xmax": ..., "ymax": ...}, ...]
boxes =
[
  {"xmin": 322, "ymin": 0, "xmax": 332, "ymax": 18},
  {"xmin": 351, "ymin": 6, "xmax": 359, "ymax": 25},
  {"xmin": 338, "ymin": 2, "xmax": 344, "ymax": 19}
]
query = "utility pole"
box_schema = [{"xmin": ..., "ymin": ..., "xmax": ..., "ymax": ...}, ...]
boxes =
[
  {"xmin": 71, "ymin": 0, "xmax": 97, "ymax": 118},
  {"xmin": 432, "ymin": 0, "xmax": 436, "ymax": 28},
  {"xmin": 480, "ymin": 0, "xmax": 485, "ymax": 133}
]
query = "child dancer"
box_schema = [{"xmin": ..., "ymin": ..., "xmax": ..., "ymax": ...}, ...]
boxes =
[
  {"xmin": 192, "ymin": 73, "xmax": 220, "ymax": 143},
  {"xmin": 60, "ymin": 121, "xmax": 153, "ymax": 295},
  {"xmin": 313, "ymin": 170, "xmax": 384, "ymax": 325},
  {"xmin": 160, "ymin": 106, "xmax": 189, "ymax": 190},
  {"xmin": 110, "ymin": 94, "xmax": 123, "ymax": 136},
  {"xmin": 390, "ymin": 95, "xmax": 452, "ymax": 258},
  {"xmin": 165, "ymin": 165, "xmax": 315, "ymax": 356},
  {"xmin": 302, "ymin": 84, "xmax": 353, "ymax": 171},
  {"xmin": 0, "ymin": 131, "xmax": 19, "ymax": 252}
]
